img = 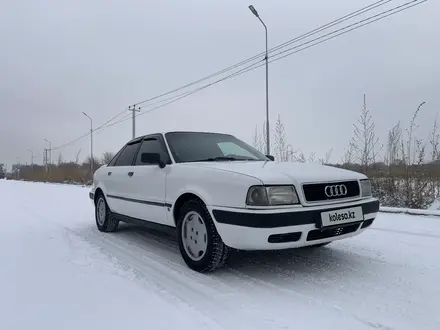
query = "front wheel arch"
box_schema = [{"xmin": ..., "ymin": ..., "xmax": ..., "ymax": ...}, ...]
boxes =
[
  {"xmin": 173, "ymin": 192, "xmax": 208, "ymax": 226},
  {"xmin": 176, "ymin": 198, "xmax": 231, "ymax": 272}
]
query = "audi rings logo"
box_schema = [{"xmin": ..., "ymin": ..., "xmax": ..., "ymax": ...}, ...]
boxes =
[{"xmin": 324, "ymin": 184, "xmax": 348, "ymax": 197}]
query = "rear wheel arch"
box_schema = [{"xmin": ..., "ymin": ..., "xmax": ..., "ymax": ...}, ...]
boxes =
[
  {"xmin": 94, "ymin": 189, "xmax": 119, "ymax": 232},
  {"xmin": 94, "ymin": 188, "xmax": 104, "ymax": 205}
]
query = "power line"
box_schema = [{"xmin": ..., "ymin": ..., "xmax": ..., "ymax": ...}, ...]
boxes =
[
  {"xmin": 50, "ymin": 107, "xmax": 129, "ymax": 151},
  {"xmin": 127, "ymin": 0, "xmax": 427, "ymax": 121},
  {"xmin": 97, "ymin": 0, "xmax": 411, "ymax": 133},
  {"xmin": 94, "ymin": 107, "xmax": 130, "ymax": 131},
  {"xmin": 132, "ymin": 0, "xmax": 391, "ymax": 107},
  {"xmin": 263, "ymin": 0, "xmax": 394, "ymax": 59},
  {"xmin": 48, "ymin": 0, "xmax": 427, "ymax": 152},
  {"xmin": 49, "ymin": 1, "xmax": 396, "ymax": 150},
  {"xmin": 271, "ymin": 0, "xmax": 426, "ymax": 61},
  {"xmin": 94, "ymin": 60, "xmax": 265, "ymax": 131}
]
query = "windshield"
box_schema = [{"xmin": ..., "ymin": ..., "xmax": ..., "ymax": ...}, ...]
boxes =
[{"xmin": 165, "ymin": 132, "xmax": 268, "ymax": 163}]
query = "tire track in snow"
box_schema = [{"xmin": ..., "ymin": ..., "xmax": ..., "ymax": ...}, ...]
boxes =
[
  {"xmin": 70, "ymin": 226, "xmax": 294, "ymax": 330},
  {"xmin": 370, "ymin": 227, "xmax": 440, "ymax": 239},
  {"xmin": 113, "ymin": 227, "xmax": 395, "ymax": 330},
  {"xmin": 226, "ymin": 259, "xmax": 389, "ymax": 329},
  {"xmin": 81, "ymin": 225, "xmax": 240, "ymax": 294},
  {"xmin": 12, "ymin": 182, "xmax": 440, "ymax": 330},
  {"xmin": 15, "ymin": 204, "xmax": 228, "ymax": 329},
  {"xmin": 17, "ymin": 200, "xmax": 396, "ymax": 330},
  {"xmin": 79, "ymin": 228, "xmax": 383, "ymax": 330}
]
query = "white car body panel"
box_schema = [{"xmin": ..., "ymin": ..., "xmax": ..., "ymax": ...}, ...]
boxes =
[
  {"xmin": 124, "ymin": 165, "xmax": 169, "ymax": 225},
  {"xmin": 209, "ymin": 198, "xmax": 377, "ymax": 250},
  {"xmin": 165, "ymin": 163, "xmax": 263, "ymax": 209},
  {"xmin": 101, "ymin": 166, "xmax": 129, "ymax": 214},
  {"xmin": 91, "ymin": 131, "xmax": 379, "ymax": 252},
  {"xmin": 190, "ymin": 161, "xmax": 367, "ymax": 185}
]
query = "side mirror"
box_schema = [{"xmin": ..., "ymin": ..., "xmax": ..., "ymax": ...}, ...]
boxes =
[
  {"xmin": 141, "ymin": 153, "xmax": 166, "ymax": 168},
  {"xmin": 266, "ymin": 155, "xmax": 275, "ymax": 161}
]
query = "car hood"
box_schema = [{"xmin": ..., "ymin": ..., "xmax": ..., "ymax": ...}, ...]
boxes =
[{"xmin": 188, "ymin": 161, "xmax": 366, "ymax": 185}]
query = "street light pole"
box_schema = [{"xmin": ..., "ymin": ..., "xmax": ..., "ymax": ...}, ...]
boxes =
[
  {"xmin": 82, "ymin": 112, "xmax": 93, "ymax": 178},
  {"xmin": 248, "ymin": 4, "xmax": 270, "ymax": 156},
  {"xmin": 28, "ymin": 149, "xmax": 34, "ymax": 172}
]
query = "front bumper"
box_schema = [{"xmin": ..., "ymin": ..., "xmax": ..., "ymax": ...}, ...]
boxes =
[{"xmin": 211, "ymin": 198, "xmax": 379, "ymax": 250}]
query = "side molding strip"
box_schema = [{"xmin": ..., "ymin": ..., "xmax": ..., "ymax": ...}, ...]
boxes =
[{"xmin": 107, "ymin": 194, "xmax": 172, "ymax": 208}]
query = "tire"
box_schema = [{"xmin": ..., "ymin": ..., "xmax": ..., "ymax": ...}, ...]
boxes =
[
  {"xmin": 95, "ymin": 193, "xmax": 119, "ymax": 232},
  {"xmin": 176, "ymin": 199, "xmax": 230, "ymax": 273}
]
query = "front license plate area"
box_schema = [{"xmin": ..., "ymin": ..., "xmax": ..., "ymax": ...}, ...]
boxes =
[{"xmin": 320, "ymin": 206, "xmax": 364, "ymax": 228}]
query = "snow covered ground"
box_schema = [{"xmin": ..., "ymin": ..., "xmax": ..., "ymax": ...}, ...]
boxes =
[{"xmin": 1, "ymin": 180, "xmax": 439, "ymax": 330}]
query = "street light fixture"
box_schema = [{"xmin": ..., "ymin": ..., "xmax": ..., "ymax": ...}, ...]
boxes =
[
  {"xmin": 82, "ymin": 112, "xmax": 94, "ymax": 179},
  {"xmin": 248, "ymin": 4, "xmax": 270, "ymax": 155}
]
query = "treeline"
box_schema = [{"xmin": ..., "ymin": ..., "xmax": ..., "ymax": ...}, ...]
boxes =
[
  {"xmin": 3, "ymin": 152, "xmax": 115, "ymax": 184},
  {"xmin": 3, "ymin": 95, "xmax": 440, "ymax": 209},
  {"xmin": 252, "ymin": 96, "xmax": 440, "ymax": 209}
]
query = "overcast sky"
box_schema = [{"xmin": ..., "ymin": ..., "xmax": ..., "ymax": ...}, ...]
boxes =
[{"xmin": 1, "ymin": 0, "xmax": 438, "ymax": 168}]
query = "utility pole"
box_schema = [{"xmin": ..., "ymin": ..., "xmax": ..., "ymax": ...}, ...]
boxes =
[
  {"xmin": 28, "ymin": 149, "xmax": 34, "ymax": 173},
  {"xmin": 16, "ymin": 157, "xmax": 20, "ymax": 180},
  {"xmin": 129, "ymin": 105, "xmax": 141, "ymax": 139},
  {"xmin": 44, "ymin": 139, "xmax": 51, "ymax": 177},
  {"xmin": 82, "ymin": 112, "xmax": 94, "ymax": 179},
  {"xmin": 44, "ymin": 139, "xmax": 51, "ymax": 165},
  {"xmin": 44, "ymin": 148, "xmax": 47, "ymax": 172},
  {"xmin": 248, "ymin": 5, "xmax": 270, "ymax": 155}
]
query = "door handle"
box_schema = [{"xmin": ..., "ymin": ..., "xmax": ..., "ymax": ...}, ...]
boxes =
[
  {"xmin": 107, "ymin": 172, "xmax": 112, "ymax": 176},
  {"xmin": 128, "ymin": 172, "xmax": 134, "ymax": 177}
]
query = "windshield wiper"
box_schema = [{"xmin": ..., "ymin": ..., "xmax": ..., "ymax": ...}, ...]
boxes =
[{"xmin": 189, "ymin": 156, "xmax": 255, "ymax": 162}]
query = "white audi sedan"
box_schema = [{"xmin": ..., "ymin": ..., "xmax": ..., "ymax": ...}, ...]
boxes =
[{"xmin": 90, "ymin": 131, "xmax": 379, "ymax": 272}]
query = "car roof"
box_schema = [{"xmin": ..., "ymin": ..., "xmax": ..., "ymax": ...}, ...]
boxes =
[{"xmin": 126, "ymin": 130, "xmax": 233, "ymax": 145}]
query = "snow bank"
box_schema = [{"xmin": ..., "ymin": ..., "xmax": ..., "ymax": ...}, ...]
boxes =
[
  {"xmin": 380, "ymin": 206, "xmax": 440, "ymax": 217},
  {"xmin": 1, "ymin": 180, "xmax": 440, "ymax": 329}
]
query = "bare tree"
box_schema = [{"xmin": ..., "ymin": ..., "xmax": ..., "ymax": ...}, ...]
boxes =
[
  {"xmin": 57, "ymin": 153, "xmax": 64, "ymax": 165},
  {"xmin": 399, "ymin": 102, "xmax": 427, "ymax": 208},
  {"xmin": 292, "ymin": 151, "xmax": 306, "ymax": 163},
  {"xmin": 291, "ymin": 150, "xmax": 319, "ymax": 163},
  {"xmin": 412, "ymin": 138, "xmax": 431, "ymax": 208},
  {"xmin": 252, "ymin": 125, "xmax": 264, "ymax": 153},
  {"xmin": 83, "ymin": 156, "xmax": 101, "ymax": 181},
  {"xmin": 429, "ymin": 113, "xmax": 440, "ymax": 162},
  {"xmin": 273, "ymin": 114, "xmax": 289, "ymax": 161},
  {"xmin": 252, "ymin": 125, "xmax": 260, "ymax": 150},
  {"xmin": 350, "ymin": 94, "xmax": 382, "ymax": 172},
  {"xmin": 102, "ymin": 151, "xmax": 115, "ymax": 164},
  {"xmin": 403, "ymin": 101, "xmax": 425, "ymax": 165},
  {"xmin": 385, "ymin": 121, "xmax": 402, "ymax": 165},
  {"xmin": 341, "ymin": 144, "xmax": 354, "ymax": 165},
  {"xmin": 319, "ymin": 149, "xmax": 333, "ymax": 165},
  {"xmin": 252, "ymin": 121, "xmax": 269, "ymax": 154},
  {"xmin": 0, "ymin": 163, "xmax": 5, "ymax": 179},
  {"xmin": 75, "ymin": 149, "xmax": 82, "ymax": 165}
]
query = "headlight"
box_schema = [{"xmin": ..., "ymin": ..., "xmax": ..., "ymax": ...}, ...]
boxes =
[
  {"xmin": 360, "ymin": 179, "xmax": 372, "ymax": 197},
  {"xmin": 246, "ymin": 185, "xmax": 299, "ymax": 206}
]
